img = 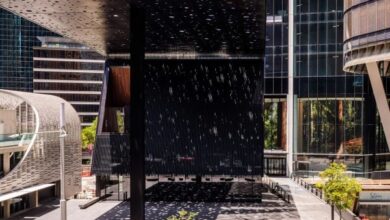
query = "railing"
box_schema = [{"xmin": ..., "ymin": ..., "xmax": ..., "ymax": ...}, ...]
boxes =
[
  {"xmin": 82, "ymin": 151, "xmax": 93, "ymax": 158},
  {"xmin": 0, "ymin": 133, "xmax": 34, "ymax": 148},
  {"xmin": 291, "ymin": 174, "xmax": 361, "ymax": 220},
  {"xmin": 262, "ymin": 175, "xmax": 291, "ymax": 203},
  {"xmin": 294, "ymin": 170, "xmax": 390, "ymax": 180},
  {"xmin": 291, "ymin": 174, "xmax": 323, "ymax": 200}
]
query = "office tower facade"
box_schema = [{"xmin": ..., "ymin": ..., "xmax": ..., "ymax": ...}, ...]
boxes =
[
  {"xmin": 265, "ymin": 0, "xmax": 388, "ymax": 176},
  {"xmin": 263, "ymin": 0, "xmax": 289, "ymax": 176},
  {"xmin": 343, "ymin": 1, "xmax": 390, "ymax": 218},
  {"xmin": 343, "ymin": 0, "xmax": 390, "ymax": 174},
  {"xmin": 33, "ymin": 37, "xmax": 105, "ymax": 127},
  {"xmin": 292, "ymin": 0, "xmax": 366, "ymax": 174},
  {"xmin": 0, "ymin": 8, "xmax": 56, "ymax": 91}
]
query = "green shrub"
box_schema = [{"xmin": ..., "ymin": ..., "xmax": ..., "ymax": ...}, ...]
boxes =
[{"xmin": 167, "ymin": 210, "xmax": 198, "ymax": 220}]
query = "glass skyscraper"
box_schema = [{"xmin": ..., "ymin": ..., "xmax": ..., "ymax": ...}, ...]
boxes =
[
  {"xmin": 265, "ymin": 0, "xmax": 388, "ymax": 176},
  {"xmin": 0, "ymin": 8, "xmax": 56, "ymax": 91},
  {"xmin": 0, "ymin": 9, "xmax": 104, "ymax": 127},
  {"xmin": 293, "ymin": 0, "xmax": 365, "ymax": 174}
]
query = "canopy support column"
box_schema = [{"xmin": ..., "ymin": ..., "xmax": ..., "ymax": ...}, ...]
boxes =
[{"xmin": 129, "ymin": 4, "xmax": 145, "ymax": 220}]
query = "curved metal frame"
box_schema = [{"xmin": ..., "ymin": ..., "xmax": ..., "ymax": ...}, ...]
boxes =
[{"xmin": 0, "ymin": 90, "xmax": 81, "ymax": 198}]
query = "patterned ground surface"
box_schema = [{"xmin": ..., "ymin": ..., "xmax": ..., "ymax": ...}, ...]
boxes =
[
  {"xmin": 96, "ymin": 183, "xmax": 300, "ymax": 220},
  {"xmin": 95, "ymin": 192, "xmax": 300, "ymax": 220},
  {"xmin": 11, "ymin": 182, "xmax": 300, "ymax": 220}
]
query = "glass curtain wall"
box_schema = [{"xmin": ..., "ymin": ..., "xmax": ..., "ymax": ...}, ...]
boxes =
[
  {"xmin": 373, "ymin": 99, "xmax": 390, "ymax": 171},
  {"xmin": 265, "ymin": 0, "xmax": 288, "ymax": 79},
  {"xmin": 296, "ymin": 98, "xmax": 364, "ymax": 173},
  {"xmin": 264, "ymin": 0, "xmax": 288, "ymax": 152},
  {"xmin": 264, "ymin": 98, "xmax": 287, "ymax": 150},
  {"xmin": 265, "ymin": 0, "xmax": 390, "ymax": 176},
  {"xmin": 0, "ymin": 8, "xmax": 57, "ymax": 91},
  {"xmin": 372, "ymin": 62, "xmax": 390, "ymax": 171},
  {"xmin": 293, "ymin": 0, "xmax": 367, "ymax": 175}
]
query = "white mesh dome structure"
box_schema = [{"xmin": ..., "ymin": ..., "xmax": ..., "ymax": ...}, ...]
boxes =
[{"xmin": 0, "ymin": 89, "xmax": 81, "ymax": 198}]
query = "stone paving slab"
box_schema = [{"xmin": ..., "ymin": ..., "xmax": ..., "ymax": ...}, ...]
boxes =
[
  {"xmin": 270, "ymin": 177, "xmax": 340, "ymax": 220},
  {"xmin": 10, "ymin": 191, "xmax": 299, "ymax": 220},
  {"xmin": 9, "ymin": 199, "xmax": 121, "ymax": 220},
  {"xmin": 95, "ymin": 191, "xmax": 300, "ymax": 220}
]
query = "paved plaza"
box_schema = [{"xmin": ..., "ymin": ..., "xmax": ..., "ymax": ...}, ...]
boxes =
[
  {"xmin": 10, "ymin": 193, "xmax": 298, "ymax": 220},
  {"xmin": 8, "ymin": 199, "xmax": 121, "ymax": 220},
  {"xmin": 271, "ymin": 178, "xmax": 340, "ymax": 220},
  {"xmin": 9, "ymin": 178, "xmax": 339, "ymax": 220}
]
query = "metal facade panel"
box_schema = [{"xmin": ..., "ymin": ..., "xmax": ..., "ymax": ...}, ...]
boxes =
[
  {"xmin": 0, "ymin": 90, "xmax": 82, "ymax": 198},
  {"xmin": 0, "ymin": 0, "xmax": 265, "ymax": 56},
  {"xmin": 0, "ymin": 0, "xmax": 129, "ymax": 55},
  {"xmin": 144, "ymin": 59, "xmax": 263, "ymax": 176},
  {"xmin": 92, "ymin": 134, "xmax": 130, "ymax": 175},
  {"xmin": 92, "ymin": 59, "xmax": 264, "ymax": 176}
]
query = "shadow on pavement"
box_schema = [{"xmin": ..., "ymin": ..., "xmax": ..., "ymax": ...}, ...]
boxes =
[
  {"xmin": 95, "ymin": 182, "xmax": 300, "ymax": 220},
  {"xmin": 8, "ymin": 199, "xmax": 59, "ymax": 220}
]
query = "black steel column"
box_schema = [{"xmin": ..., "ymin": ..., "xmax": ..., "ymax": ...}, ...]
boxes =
[
  {"xmin": 363, "ymin": 80, "xmax": 377, "ymax": 173},
  {"xmin": 130, "ymin": 4, "xmax": 145, "ymax": 220}
]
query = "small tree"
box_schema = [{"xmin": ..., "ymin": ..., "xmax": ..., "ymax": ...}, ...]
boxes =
[
  {"xmin": 167, "ymin": 210, "xmax": 198, "ymax": 220},
  {"xmin": 316, "ymin": 163, "xmax": 361, "ymax": 220},
  {"xmin": 81, "ymin": 118, "xmax": 97, "ymax": 150},
  {"xmin": 116, "ymin": 111, "xmax": 124, "ymax": 133},
  {"xmin": 81, "ymin": 112, "xmax": 124, "ymax": 151}
]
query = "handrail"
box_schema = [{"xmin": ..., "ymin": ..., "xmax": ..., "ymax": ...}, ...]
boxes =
[
  {"xmin": 290, "ymin": 174, "xmax": 324, "ymax": 200},
  {"xmin": 290, "ymin": 173, "xmax": 361, "ymax": 220},
  {"xmin": 263, "ymin": 175, "xmax": 291, "ymax": 203},
  {"xmin": 293, "ymin": 170, "xmax": 390, "ymax": 179},
  {"xmin": 0, "ymin": 133, "xmax": 32, "ymax": 142},
  {"xmin": 0, "ymin": 131, "xmax": 64, "ymax": 148}
]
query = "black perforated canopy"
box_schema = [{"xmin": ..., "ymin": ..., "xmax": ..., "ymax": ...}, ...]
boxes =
[{"xmin": 0, "ymin": 0, "xmax": 265, "ymax": 56}]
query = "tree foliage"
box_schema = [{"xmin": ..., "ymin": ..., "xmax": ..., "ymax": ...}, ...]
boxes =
[
  {"xmin": 316, "ymin": 163, "xmax": 361, "ymax": 218},
  {"xmin": 167, "ymin": 210, "xmax": 198, "ymax": 220},
  {"xmin": 264, "ymin": 102, "xmax": 278, "ymax": 149},
  {"xmin": 81, "ymin": 118, "xmax": 97, "ymax": 150},
  {"xmin": 81, "ymin": 112, "xmax": 124, "ymax": 150},
  {"xmin": 117, "ymin": 111, "xmax": 124, "ymax": 133}
]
